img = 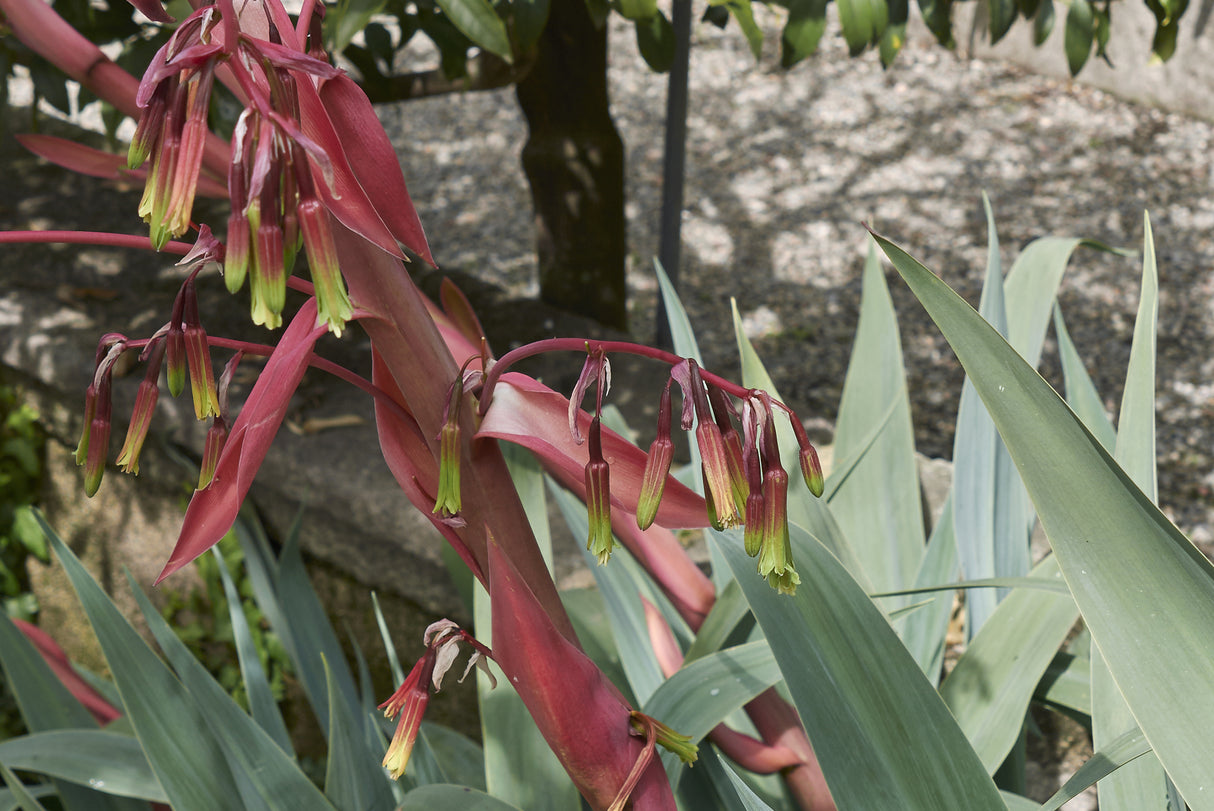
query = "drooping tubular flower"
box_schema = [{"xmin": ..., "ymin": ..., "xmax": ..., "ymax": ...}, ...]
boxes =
[
  {"xmin": 128, "ymin": 0, "xmax": 362, "ymax": 335},
  {"xmin": 379, "ymin": 620, "xmax": 494, "ymax": 780}
]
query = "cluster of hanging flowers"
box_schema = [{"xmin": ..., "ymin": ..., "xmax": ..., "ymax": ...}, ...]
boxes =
[
  {"xmin": 73, "ymin": 233, "xmax": 243, "ymax": 496},
  {"xmin": 127, "ymin": 0, "xmax": 353, "ymax": 335},
  {"xmin": 435, "ymin": 340, "xmax": 826, "ymax": 595}
]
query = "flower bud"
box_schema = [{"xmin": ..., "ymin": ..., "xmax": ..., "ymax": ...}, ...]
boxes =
[
  {"xmin": 197, "ymin": 416, "xmax": 228, "ymax": 490},
  {"xmin": 707, "ymin": 385, "xmax": 748, "ymax": 512},
  {"xmin": 297, "ymin": 194, "xmax": 352, "ymax": 336},
  {"xmin": 585, "ymin": 417, "xmax": 614, "ymax": 565},
  {"xmin": 182, "ymin": 281, "xmax": 220, "ymax": 419},
  {"xmin": 75, "ymin": 383, "xmax": 97, "ymax": 467},
  {"xmin": 433, "ymin": 421, "xmax": 462, "ymax": 519},
  {"xmin": 166, "ymin": 326, "xmax": 187, "ymax": 397},
  {"xmin": 433, "ymin": 375, "xmax": 466, "ymax": 520},
  {"xmin": 696, "ymin": 421, "xmax": 739, "ymax": 528},
  {"xmin": 636, "ymin": 381, "xmax": 674, "ymax": 530},
  {"xmin": 789, "ymin": 412, "xmax": 825, "ymax": 497},
  {"xmin": 83, "ymin": 375, "xmax": 113, "ymax": 498}
]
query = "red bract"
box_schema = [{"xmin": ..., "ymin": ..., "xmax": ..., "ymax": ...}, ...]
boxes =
[
  {"xmin": 13, "ymin": 619, "xmax": 122, "ymax": 725},
  {"xmin": 488, "ymin": 537, "xmax": 676, "ymax": 811},
  {"xmin": 157, "ymin": 299, "xmax": 326, "ymax": 583},
  {"xmin": 318, "ymin": 75, "xmax": 433, "ymax": 264},
  {"xmin": 14, "ymin": 135, "xmax": 228, "ymax": 198}
]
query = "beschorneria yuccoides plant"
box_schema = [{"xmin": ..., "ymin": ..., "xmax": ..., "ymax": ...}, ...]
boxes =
[{"xmin": 0, "ymin": 0, "xmax": 835, "ymax": 806}]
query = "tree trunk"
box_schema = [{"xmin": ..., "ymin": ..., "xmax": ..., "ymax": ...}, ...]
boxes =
[{"xmin": 516, "ymin": 0, "xmax": 627, "ymax": 329}]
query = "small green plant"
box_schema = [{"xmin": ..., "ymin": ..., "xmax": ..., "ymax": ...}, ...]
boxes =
[
  {"xmin": 158, "ymin": 529, "xmax": 291, "ymax": 712},
  {"xmin": 0, "ymin": 385, "xmax": 47, "ymax": 624}
]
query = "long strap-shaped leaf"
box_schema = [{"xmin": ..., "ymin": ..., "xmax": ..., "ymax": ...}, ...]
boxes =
[
  {"xmin": 873, "ymin": 230, "xmax": 1214, "ymax": 810},
  {"xmin": 713, "ymin": 526, "xmax": 1006, "ymax": 810},
  {"xmin": 1093, "ymin": 213, "xmax": 1171, "ymax": 809}
]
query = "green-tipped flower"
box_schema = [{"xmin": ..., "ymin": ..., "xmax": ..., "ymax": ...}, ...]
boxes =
[
  {"xmin": 162, "ymin": 71, "xmax": 214, "ymax": 240},
  {"xmin": 629, "ymin": 712, "xmax": 698, "ymax": 766},
  {"xmin": 138, "ymin": 78, "xmax": 187, "ymax": 251},
  {"xmin": 82, "ymin": 371, "xmax": 114, "ymax": 498},
  {"xmin": 116, "ymin": 379, "xmax": 159, "ymax": 475},
  {"xmin": 83, "ymin": 411, "xmax": 111, "ymax": 498},
  {"xmin": 249, "ymin": 193, "xmax": 287, "ymax": 330},
  {"xmin": 297, "ymin": 195, "xmax": 352, "ymax": 336},
  {"xmin": 196, "ymin": 351, "xmax": 241, "ymax": 490},
  {"xmin": 584, "ymin": 417, "xmax": 614, "ymax": 565},
  {"xmin": 182, "ymin": 282, "xmax": 220, "ymax": 419},
  {"xmin": 707, "ymin": 386, "xmax": 748, "ymax": 512},
  {"xmin": 117, "ymin": 339, "xmax": 167, "ymax": 475},
  {"xmin": 757, "ymin": 467, "xmax": 799, "ymax": 595},
  {"xmin": 636, "ymin": 381, "xmax": 674, "ymax": 530},
  {"xmin": 696, "ymin": 421, "xmax": 739, "ymax": 527},
  {"xmin": 128, "ymin": 82, "xmax": 168, "ymax": 170},
  {"xmin": 743, "ymin": 449, "xmax": 764, "ymax": 557},
  {"xmin": 197, "ymin": 416, "xmax": 228, "ymax": 490},
  {"xmin": 433, "ymin": 420, "xmax": 462, "ymax": 519}
]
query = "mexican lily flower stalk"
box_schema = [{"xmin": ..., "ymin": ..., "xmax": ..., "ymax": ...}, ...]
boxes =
[{"xmin": 0, "ymin": 0, "xmax": 832, "ymax": 805}]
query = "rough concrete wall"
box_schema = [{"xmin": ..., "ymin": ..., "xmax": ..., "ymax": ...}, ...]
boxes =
[{"xmin": 945, "ymin": 0, "xmax": 1214, "ymax": 122}]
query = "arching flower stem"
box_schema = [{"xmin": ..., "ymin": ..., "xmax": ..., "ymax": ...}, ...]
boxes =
[{"xmin": 478, "ymin": 337, "xmax": 773, "ymax": 416}]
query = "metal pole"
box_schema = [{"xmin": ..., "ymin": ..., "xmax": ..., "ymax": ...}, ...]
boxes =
[{"xmin": 655, "ymin": 0, "xmax": 692, "ymax": 349}]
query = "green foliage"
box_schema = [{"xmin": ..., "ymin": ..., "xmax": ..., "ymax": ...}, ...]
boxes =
[
  {"xmin": 157, "ymin": 530, "xmax": 290, "ymax": 713},
  {"xmin": 0, "ymin": 387, "xmax": 46, "ymax": 623},
  {"xmin": 0, "ymin": 388, "xmax": 46, "ymax": 744}
]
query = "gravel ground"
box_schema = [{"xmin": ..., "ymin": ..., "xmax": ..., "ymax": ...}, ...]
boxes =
[{"xmin": 381, "ymin": 13, "xmax": 1214, "ymax": 553}]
